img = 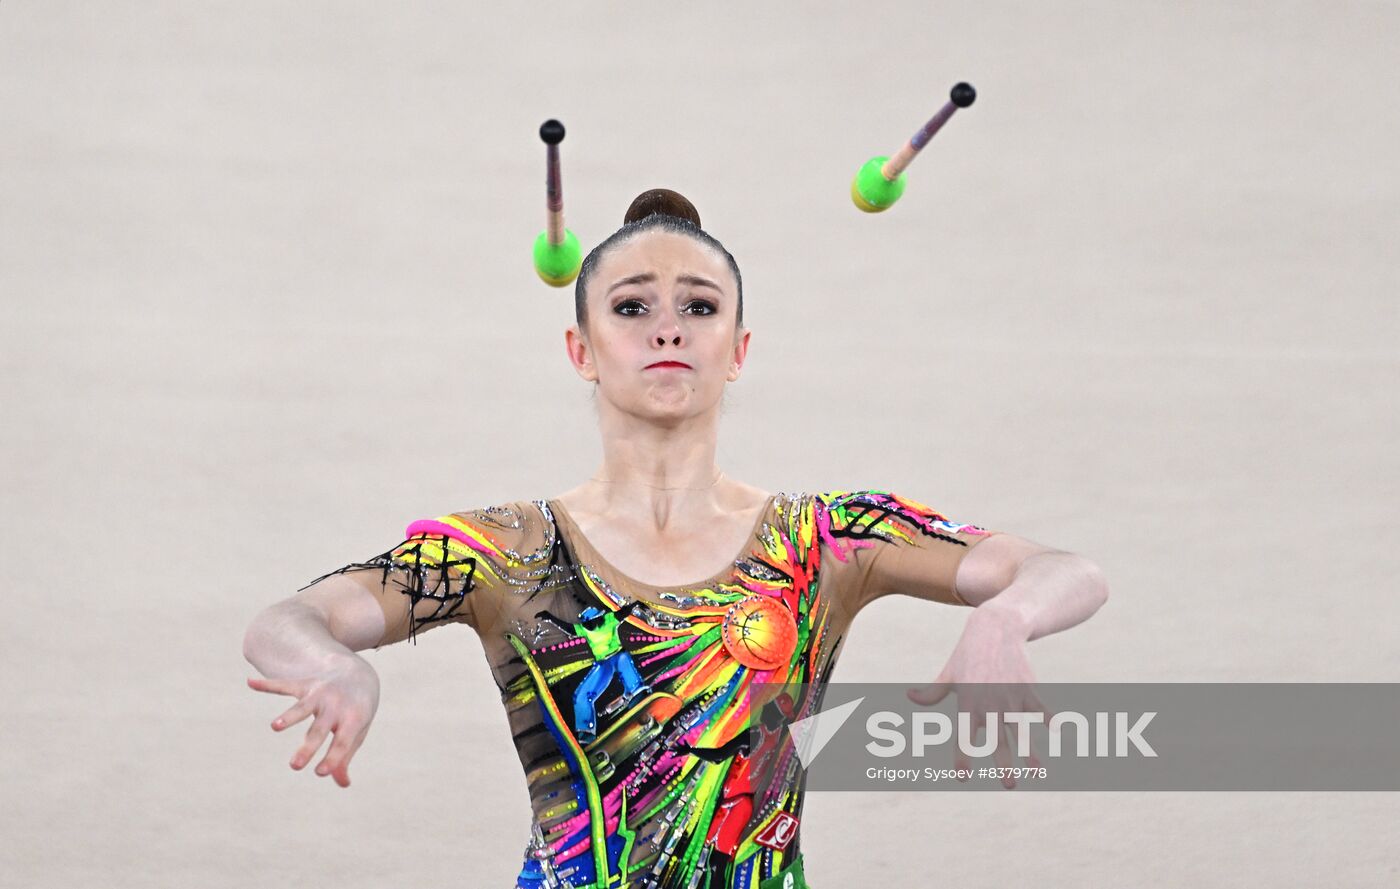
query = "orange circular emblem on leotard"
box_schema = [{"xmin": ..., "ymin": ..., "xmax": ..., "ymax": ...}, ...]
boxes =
[{"xmin": 721, "ymin": 595, "xmax": 798, "ymax": 670}]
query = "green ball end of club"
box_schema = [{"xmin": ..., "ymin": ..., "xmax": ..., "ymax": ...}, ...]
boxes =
[
  {"xmin": 851, "ymin": 157, "xmax": 906, "ymax": 212},
  {"xmin": 533, "ymin": 229, "xmax": 583, "ymax": 286}
]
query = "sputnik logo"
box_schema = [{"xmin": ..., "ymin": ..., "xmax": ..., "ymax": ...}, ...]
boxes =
[{"xmin": 785, "ymin": 696, "xmax": 865, "ymax": 767}]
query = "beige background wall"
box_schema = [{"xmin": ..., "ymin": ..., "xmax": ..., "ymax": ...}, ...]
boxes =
[{"xmin": 2, "ymin": 2, "xmax": 1396, "ymax": 886}]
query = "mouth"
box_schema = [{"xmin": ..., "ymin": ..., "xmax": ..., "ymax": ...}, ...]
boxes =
[{"xmin": 645, "ymin": 361, "xmax": 692, "ymax": 370}]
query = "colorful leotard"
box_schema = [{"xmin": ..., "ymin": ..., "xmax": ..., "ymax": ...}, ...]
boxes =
[{"xmin": 302, "ymin": 489, "xmax": 998, "ymax": 889}]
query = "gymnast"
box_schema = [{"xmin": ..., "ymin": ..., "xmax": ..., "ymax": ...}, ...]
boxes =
[{"xmin": 243, "ymin": 101, "xmax": 1109, "ymax": 889}]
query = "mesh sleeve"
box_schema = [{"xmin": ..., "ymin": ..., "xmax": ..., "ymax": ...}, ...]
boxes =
[
  {"xmin": 298, "ymin": 510, "xmax": 519, "ymax": 648},
  {"xmin": 816, "ymin": 489, "xmax": 1000, "ymax": 613}
]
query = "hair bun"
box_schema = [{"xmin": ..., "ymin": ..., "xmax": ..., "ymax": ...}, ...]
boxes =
[{"xmin": 623, "ymin": 188, "xmax": 701, "ymax": 228}]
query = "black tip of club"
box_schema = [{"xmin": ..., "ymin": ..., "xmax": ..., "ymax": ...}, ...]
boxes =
[
  {"xmin": 951, "ymin": 82, "xmax": 976, "ymax": 108},
  {"xmin": 539, "ymin": 119, "xmax": 566, "ymax": 145}
]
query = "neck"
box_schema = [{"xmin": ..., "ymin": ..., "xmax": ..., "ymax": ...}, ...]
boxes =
[{"xmin": 573, "ymin": 399, "xmax": 738, "ymax": 522}]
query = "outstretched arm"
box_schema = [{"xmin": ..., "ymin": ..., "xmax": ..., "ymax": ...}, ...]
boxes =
[
  {"xmin": 909, "ymin": 538, "xmax": 1109, "ymax": 785},
  {"xmin": 900, "ymin": 530, "xmax": 1110, "ymax": 695},
  {"xmin": 819, "ymin": 490, "xmax": 1109, "ymax": 787},
  {"xmin": 821, "ymin": 489, "xmax": 1109, "ymax": 636},
  {"xmin": 243, "ymin": 574, "xmax": 388, "ymax": 789},
  {"xmin": 953, "ymin": 533, "xmax": 1110, "ymax": 639}
]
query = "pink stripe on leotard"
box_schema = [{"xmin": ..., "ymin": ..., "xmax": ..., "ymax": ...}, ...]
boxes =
[{"xmin": 403, "ymin": 519, "xmax": 499, "ymax": 556}]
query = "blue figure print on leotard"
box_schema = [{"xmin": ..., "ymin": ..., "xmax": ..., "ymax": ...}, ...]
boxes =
[{"xmin": 534, "ymin": 603, "xmax": 652, "ymax": 743}]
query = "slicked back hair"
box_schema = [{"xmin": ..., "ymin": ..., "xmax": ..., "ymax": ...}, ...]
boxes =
[{"xmin": 573, "ymin": 214, "xmax": 744, "ymax": 334}]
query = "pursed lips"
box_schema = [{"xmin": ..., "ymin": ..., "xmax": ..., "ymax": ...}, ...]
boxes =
[{"xmin": 646, "ymin": 361, "xmax": 692, "ymax": 369}]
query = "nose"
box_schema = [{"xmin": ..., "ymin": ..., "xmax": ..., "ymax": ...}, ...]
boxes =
[{"xmin": 653, "ymin": 313, "xmax": 683, "ymax": 347}]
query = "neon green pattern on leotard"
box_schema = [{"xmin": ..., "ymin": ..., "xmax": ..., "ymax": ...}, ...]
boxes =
[{"xmin": 578, "ymin": 612, "xmax": 622, "ymax": 660}]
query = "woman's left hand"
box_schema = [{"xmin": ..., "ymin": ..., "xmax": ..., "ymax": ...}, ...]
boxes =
[{"xmin": 905, "ymin": 604, "xmax": 1048, "ymax": 787}]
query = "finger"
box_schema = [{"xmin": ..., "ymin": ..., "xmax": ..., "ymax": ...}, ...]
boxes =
[
  {"xmin": 316, "ymin": 720, "xmax": 367, "ymax": 785},
  {"xmin": 1021, "ymin": 705, "xmax": 1046, "ymax": 769},
  {"xmin": 955, "ymin": 712, "xmax": 981, "ymax": 774},
  {"xmin": 331, "ymin": 725, "xmax": 372, "ymax": 788},
  {"xmin": 955, "ymin": 746, "xmax": 971, "ymax": 776},
  {"xmin": 994, "ymin": 722, "xmax": 1015, "ymax": 788},
  {"xmin": 1026, "ymin": 688, "xmax": 1055, "ymax": 721},
  {"xmin": 1015, "ymin": 720, "xmax": 1036, "ymax": 766},
  {"xmin": 248, "ymin": 676, "xmax": 304, "ymax": 697},
  {"xmin": 1027, "ymin": 734, "xmax": 1042, "ymax": 771},
  {"xmin": 907, "ymin": 674, "xmax": 953, "ymax": 706},
  {"xmin": 1014, "ymin": 691, "xmax": 1047, "ymax": 769},
  {"xmin": 335, "ymin": 723, "xmax": 373, "ymax": 788},
  {"xmin": 969, "ymin": 711, "xmax": 987, "ymax": 746},
  {"xmin": 272, "ymin": 699, "xmax": 314, "ymax": 732},
  {"xmin": 291, "ymin": 715, "xmax": 331, "ymax": 771}
]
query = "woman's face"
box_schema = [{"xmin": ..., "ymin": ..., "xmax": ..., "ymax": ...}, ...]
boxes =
[{"xmin": 566, "ymin": 229, "xmax": 750, "ymax": 424}]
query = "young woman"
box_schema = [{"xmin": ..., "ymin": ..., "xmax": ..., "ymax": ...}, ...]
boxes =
[{"xmin": 243, "ymin": 189, "xmax": 1109, "ymax": 889}]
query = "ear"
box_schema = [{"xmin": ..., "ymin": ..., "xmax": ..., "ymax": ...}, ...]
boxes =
[
  {"xmin": 726, "ymin": 326, "xmax": 752, "ymax": 382},
  {"xmin": 564, "ymin": 325, "xmax": 599, "ymax": 383}
]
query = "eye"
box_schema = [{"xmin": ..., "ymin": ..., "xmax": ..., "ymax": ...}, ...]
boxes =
[
  {"xmin": 685, "ymin": 300, "xmax": 718, "ymax": 315},
  {"xmin": 615, "ymin": 299, "xmax": 647, "ymax": 316}
]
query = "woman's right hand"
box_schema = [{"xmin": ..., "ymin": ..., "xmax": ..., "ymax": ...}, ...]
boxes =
[{"xmin": 247, "ymin": 652, "xmax": 381, "ymax": 788}]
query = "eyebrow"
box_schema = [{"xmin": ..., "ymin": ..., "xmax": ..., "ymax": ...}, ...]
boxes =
[{"xmin": 605, "ymin": 272, "xmax": 724, "ymax": 297}]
